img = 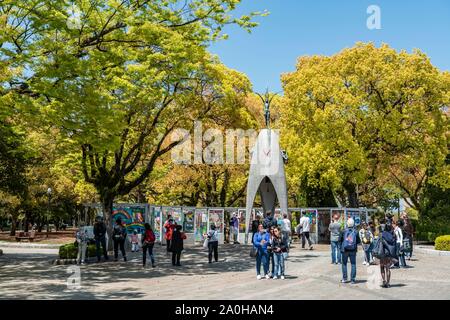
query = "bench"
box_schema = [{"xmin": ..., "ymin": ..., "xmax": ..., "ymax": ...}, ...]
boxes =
[{"xmin": 15, "ymin": 231, "xmax": 36, "ymax": 242}]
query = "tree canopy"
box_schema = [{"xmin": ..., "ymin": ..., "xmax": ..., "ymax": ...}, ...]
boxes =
[{"xmin": 281, "ymin": 43, "xmax": 450, "ymax": 213}]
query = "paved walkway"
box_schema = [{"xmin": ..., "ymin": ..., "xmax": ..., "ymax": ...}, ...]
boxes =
[{"xmin": 0, "ymin": 243, "xmax": 449, "ymax": 300}]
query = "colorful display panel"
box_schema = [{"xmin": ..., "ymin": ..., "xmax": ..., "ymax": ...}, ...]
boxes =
[
  {"xmin": 111, "ymin": 206, "xmax": 146, "ymax": 234},
  {"xmin": 183, "ymin": 208, "xmax": 195, "ymax": 233},
  {"xmin": 195, "ymin": 208, "xmax": 208, "ymax": 242},
  {"xmin": 208, "ymin": 209, "xmax": 224, "ymax": 233},
  {"xmin": 153, "ymin": 206, "xmax": 162, "ymax": 241}
]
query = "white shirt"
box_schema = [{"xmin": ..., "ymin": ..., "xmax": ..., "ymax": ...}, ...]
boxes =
[
  {"xmin": 281, "ymin": 218, "xmax": 291, "ymax": 232},
  {"xmin": 394, "ymin": 226, "xmax": 403, "ymax": 244},
  {"xmin": 299, "ymin": 216, "xmax": 310, "ymax": 233}
]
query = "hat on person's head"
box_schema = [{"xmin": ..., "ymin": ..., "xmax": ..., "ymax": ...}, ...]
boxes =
[{"xmin": 347, "ymin": 218, "xmax": 355, "ymax": 228}]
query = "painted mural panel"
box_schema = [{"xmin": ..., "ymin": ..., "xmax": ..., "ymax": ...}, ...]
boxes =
[{"xmin": 112, "ymin": 206, "xmax": 146, "ymax": 234}]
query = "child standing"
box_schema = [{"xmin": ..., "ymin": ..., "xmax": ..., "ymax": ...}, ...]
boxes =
[
  {"xmin": 130, "ymin": 230, "xmax": 139, "ymax": 252},
  {"xmin": 76, "ymin": 225, "xmax": 89, "ymax": 265},
  {"xmin": 142, "ymin": 223, "xmax": 156, "ymax": 268},
  {"xmin": 359, "ymin": 222, "xmax": 374, "ymax": 265}
]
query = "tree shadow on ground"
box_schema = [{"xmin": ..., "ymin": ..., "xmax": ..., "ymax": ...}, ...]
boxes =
[{"xmin": 0, "ymin": 244, "xmax": 323, "ymax": 299}]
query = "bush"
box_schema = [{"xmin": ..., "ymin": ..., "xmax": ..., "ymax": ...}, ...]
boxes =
[
  {"xmin": 435, "ymin": 235, "xmax": 450, "ymax": 251},
  {"xmin": 59, "ymin": 243, "xmax": 97, "ymax": 259}
]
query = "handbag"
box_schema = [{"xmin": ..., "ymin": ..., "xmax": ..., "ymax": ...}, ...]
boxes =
[{"xmin": 203, "ymin": 238, "xmax": 208, "ymax": 249}]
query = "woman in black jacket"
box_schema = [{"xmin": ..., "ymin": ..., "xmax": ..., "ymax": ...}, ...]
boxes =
[
  {"xmin": 379, "ymin": 222, "xmax": 397, "ymax": 288},
  {"xmin": 170, "ymin": 225, "xmax": 186, "ymax": 266},
  {"xmin": 271, "ymin": 227, "xmax": 288, "ymax": 279}
]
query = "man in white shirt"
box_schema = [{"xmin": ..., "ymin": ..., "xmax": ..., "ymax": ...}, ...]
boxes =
[
  {"xmin": 299, "ymin": 212, "xmax": 313, "ymax": 250},
  {"xmin": 281, "ymin": 213, "xmax": 291, "ymax": 246}
]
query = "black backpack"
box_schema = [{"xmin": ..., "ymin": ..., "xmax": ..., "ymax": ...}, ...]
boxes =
[
  {"xmin": 372, "ymin": 237, "xmax": 385, "ymax": 259},
  {"xmin": 113, "ymin": 225, "xmax": 125, "ymax": 240}
]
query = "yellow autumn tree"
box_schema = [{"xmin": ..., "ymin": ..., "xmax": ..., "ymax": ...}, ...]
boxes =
[{"xmin": 281, "ymin": 43, "xmax": 449, "ymax": 213}]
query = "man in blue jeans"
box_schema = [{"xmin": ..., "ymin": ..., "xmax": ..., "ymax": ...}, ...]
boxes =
[
  {"xmin": 253, "ymin": 224, "xmax": 271, "ymax": 280},
  {"xmin": 328, "ymin": 215, "xmax": 342, "ymax": 264},
  {"xmin": 339, "ymin": 218, "xmax": 360, "ymax": 284}
]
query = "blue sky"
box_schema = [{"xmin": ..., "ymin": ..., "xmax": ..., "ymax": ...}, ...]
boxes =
[{"xmin": 210, "ymin": 0, "xmax": 450, "ymax": 93}]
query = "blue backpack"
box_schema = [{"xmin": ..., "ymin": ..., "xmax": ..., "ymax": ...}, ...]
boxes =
[{"xmin": 342, "ymin": 228, "xmax": 357, "ymax": 251}]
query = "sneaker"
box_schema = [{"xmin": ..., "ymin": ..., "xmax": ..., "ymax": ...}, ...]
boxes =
[
  {"xmin": 340, "ymin": 279, "xmax": 348, "ymax": 283},
  {"xmin": 265, "ymin": 274, "xmax": 270, "ymax": 279},
  {"xmin": 273, "ymin": 276, "xmax": 278, "ymax": 280},
  {"xmin": 309, "ymin": 246, "xmax": 313, "ymax": 250},
  {"xmin": 362, "ymin": 261, "xmax": 367, "ymax": 265},
  {"xmin": 351, "ymin": 280, "xmax": 356, "ymax": 284},
  {"xmin": 257, "ymin": 275, "xmax": 262, "ymax": 280},
  {"xmin": 281, "ymin": 276, "xmax": 285, "ymax": 280}
]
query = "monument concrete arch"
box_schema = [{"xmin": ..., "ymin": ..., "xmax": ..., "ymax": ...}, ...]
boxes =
[{"xmin": 245, "ymin": 129, "xmax": 288, "ymax": 244}]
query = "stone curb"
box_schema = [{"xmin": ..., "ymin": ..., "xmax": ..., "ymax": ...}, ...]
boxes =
[
  {"xmin": 415, "ymin": 246, "xmax": 450, "ymax": 257},
  {"xmin": 0, "ymin": 241, "xmax": 62, "ymax": 249}
]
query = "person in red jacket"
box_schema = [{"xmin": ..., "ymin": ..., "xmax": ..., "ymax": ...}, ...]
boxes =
[
  {"xmin": 142, "ymin": 223, "xmax": 156, "ymax": 268},
  {"xmin": 163, "ymin": 215, "xmax": 176, "ymax": 253}
]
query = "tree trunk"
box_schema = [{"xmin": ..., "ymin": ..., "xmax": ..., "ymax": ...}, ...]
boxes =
[
  {"xmin": 102, "ymin": 196, "xmax": 114, "ymax": 250},
  {"xmin": 344, "ymin": 182, "xmax": 359, "ymax": 208},
  {"xmin": 10, "ymin": 217, "xmax": 17, "ymax": 236}
]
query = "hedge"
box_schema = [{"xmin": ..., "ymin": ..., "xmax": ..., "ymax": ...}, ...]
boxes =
[
  {"xmin": 59, "ymin": 243, "xmax": 97, "ymax": 259},
  {"xmin": 435, "ymin": 235, "xmax": 450, "ymax": 252}
]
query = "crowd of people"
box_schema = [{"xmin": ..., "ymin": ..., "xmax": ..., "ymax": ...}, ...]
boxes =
[
  {"xmin": 74, "ymin": 210, "xmax": 414, "ymax": 288},
  {"xmin": 329, "ymin": 212, "xmax": 414, "ymax": 288}
]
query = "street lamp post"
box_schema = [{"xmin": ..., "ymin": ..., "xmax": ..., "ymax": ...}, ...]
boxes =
[{"xmin": 47, "ymin": 187, "xmax": 52, "ymax": 238}]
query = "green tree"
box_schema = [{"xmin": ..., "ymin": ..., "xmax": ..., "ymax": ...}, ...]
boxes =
[
  {"xmin": 281, "ymin": 43, "xmax": 450, "ymax": 213},
  {"xmin": 1, "ymin": 0, "xmax": 264, "ymax": 239}
]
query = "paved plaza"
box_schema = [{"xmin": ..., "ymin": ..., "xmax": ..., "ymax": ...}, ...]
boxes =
[{"xmin": 0, "ymin": 243, "xmax": 449, "ymax": 300}]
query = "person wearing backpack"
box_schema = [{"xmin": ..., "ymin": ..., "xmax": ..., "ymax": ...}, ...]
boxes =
[
  {"xmin": 378, "ymin": 222, "xmax": 397, "ymax": 288},
  {"xmin": 339, "ymin": 218, "xmax": 360, "ymax": 284},
  {"xmin": 263, "ymin": 211, "xmax": 277, "ymax": 230},
  {"xmin": 112, "ymin": 218, "xmax": 127, "ymax": 262},
  {"xmin": 93, "ymin": 216, "xmax": 108, "ymax": 262},
  {"xmin": 358, "ymin": 222, "xmax": 374, "ymax": 266},
  {"xmin": 142, "ymin": 223, "xmax": 156, "ymax": 268},
  {"xmin": 205, "ymin": 224, "xmax": 219, "ymax": 263}
]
